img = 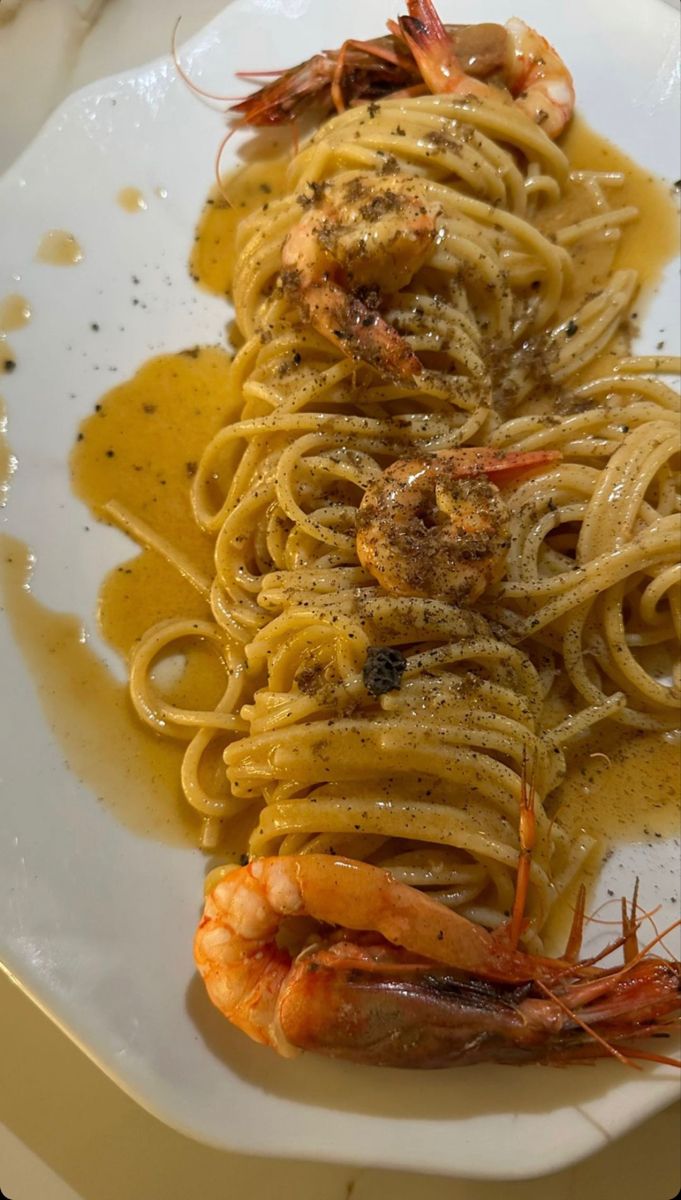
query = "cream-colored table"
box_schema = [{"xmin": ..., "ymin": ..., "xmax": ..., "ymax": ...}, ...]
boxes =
[{"xmin": 1, "ymin": 4, "xmax": 679, "ymax": 1198}]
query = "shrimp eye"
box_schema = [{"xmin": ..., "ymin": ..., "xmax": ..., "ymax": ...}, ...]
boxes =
[{"xmin": 363, "ymin": 645, "xmax": 407, "ymax": 696}]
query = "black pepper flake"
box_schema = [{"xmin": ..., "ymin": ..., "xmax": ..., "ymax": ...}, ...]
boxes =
[
  {"xmin": 239, "ymin": 853, "xmax": 249, "ymax": 866},
  {"xmin": 363, "ymin": 645, "xmax": 407, "ymax": 697},
  {"xmin": 105, "ymin": 449, "xmax": 115, "ymax": 458},
  {"xmin": 2, "ymin": 360, "xmax": 16, "ymax": 373},
  {"xmin": 90, "ymin": 322, "xmax": 100, "ymax": 332},
  {"xmin": 566, "ymin": 319, "xmax": 579, "ymax": 338}
]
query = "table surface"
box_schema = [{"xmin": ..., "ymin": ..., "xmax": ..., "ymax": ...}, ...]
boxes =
[{"xmin": 1, "ymin": 3, "xmax": 679, "ymax": 1198}]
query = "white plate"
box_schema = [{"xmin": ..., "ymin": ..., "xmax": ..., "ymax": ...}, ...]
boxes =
[{"xmin": 0, "ymin": 0, "xmax": 679, "ymax": 1180}]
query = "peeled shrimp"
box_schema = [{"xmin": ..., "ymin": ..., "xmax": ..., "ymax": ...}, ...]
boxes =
[
  {"xmin": 355, "ymin": 447, "xmax": 562, "ymax": 605},
  {"xmin": 194, "ymin": 854, "xmax": 681, "ymax": 1067},
  {"xmin": 281, "ymin": 173, "xmax": 440, "ymax": 378}
]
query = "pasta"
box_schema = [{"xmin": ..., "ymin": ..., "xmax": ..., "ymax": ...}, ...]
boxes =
[{"xmin": 117, "ymin": 91, "xmax": 679, "ymax": 949}]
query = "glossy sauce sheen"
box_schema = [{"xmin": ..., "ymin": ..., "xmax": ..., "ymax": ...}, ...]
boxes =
[
  {"xmin": 0, "ymin": 395, "xmax": 11, "ymax": 497},
  {"xmin": 36, "ymin": 230, "xmax": 84, "ymax": 266},
  {"xmin": 0, "ymin": 294, "xmax": 32, "ymax": 331},
  {"xmin": 558, "ymin": 120, "xmax": 680, "ymax": 290},
  {"xmin": 0, "ymin": 294, "xmax": 31, "ymax": 374},
  {"xmin": 3, "ymin": 118, "xmax": 680, "ymax": 854},
  {"xmin": 117, "ymin": 187, "xmax": 148, "ymax": 213},
  {"xmin": 191, "ymin": 153, "xmax": 290, "ymax": 297},
  {"xmin": 71, "ymin": 349, "xmax": 231, "ymax": 658},
  {"xmin": 0, "ymin": 535, "xmax": 197, "ymax": 843}
]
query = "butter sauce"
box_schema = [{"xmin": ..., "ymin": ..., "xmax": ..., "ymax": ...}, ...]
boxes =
[
  {"xmin": 117, "ymin": 187, "xmax": 148, "ymax": 213},
  {"xmin": 0, "ymin": 117, "xmax": 678, "ymax": 855},
  {"xmin": 0, "ymin": 294, "xmax": 31, "ymax": 331},
  {"xmin": 36, "ymin": 230, "xmax": 83, "ymax": 266},
  {"xmin": 0, "ymin": 294, "xmax": 31, "ymax": 374},
  {"xmin": 0, "ymin": 535, "xmax": 197, "ymax": 844}
]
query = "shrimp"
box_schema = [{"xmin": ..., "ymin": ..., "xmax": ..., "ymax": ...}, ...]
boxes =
[
  {"xmin": 399, "ymin": 2, "xmax": 575, "ymax": 139},
  {"xmin": 194, "ymin": 853, "xmax": 681, "ymax": 1066},
  {"xmin": 224, "ymin": 4, "xmax": 573, "ymax": 141},
  {"xmin": 355, "ymin": 447, "xmax": 562, "ymax": 605},
  {"xmin": 226, "ymin": 22, "xmax": 508, "ymax": 126},
  {"xmin": 281, "ymin": 173, "xmax": 440, "ymax": 378}
]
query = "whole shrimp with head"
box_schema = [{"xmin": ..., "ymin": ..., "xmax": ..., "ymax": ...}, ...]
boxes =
[
  {"xmin": 281, "ymin": 172, "xmax": 441, "ymax": 379},
  {"xmin": 227, "ymin": 1, "xmax": 575, "ymax": 141},
  {"xmin": 195, "ymin": 853, "xmax": 681, "ymax": 1067},
  {"xmin": 356, "ymin": 446, "xmax": 562, "ymax": 605}
]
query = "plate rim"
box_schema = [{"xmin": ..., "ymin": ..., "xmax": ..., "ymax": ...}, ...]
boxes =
[{"xmin": 0, "ymin": 0, "xmax": 680, "ymax": 1179}]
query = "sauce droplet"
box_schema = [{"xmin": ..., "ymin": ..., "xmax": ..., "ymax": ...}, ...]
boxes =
[
  {"xmin": 36, "ymin": 230, "xmax": 83, "ymax": 266},
  {"xmin": 0, "ymin": 294, "xmax": 31, "ymax": 332},
  {"xmin": 117, "ymin": 187, "xmax": 148, "ymax": 214},
  {"xmin": 0, "ymin": 396, "xmax": 17, "ymax": 504}
]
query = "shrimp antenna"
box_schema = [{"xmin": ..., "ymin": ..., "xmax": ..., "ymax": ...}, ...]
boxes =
[
  {"xmin": 612, "ymin": 918, "xmax": 681, "ymax": 976},
  {"xmin": 214, "ymin": 125, "xmax": 239, "ymax": 206},
  {"xmin": 172, "ymin": 16, "xmax": 247, "ymax": 104},
  {"xmin": 564, "ymin": 883, "xmax": 587, "ymax": 962},
  {"xmin": 613, "ymin": 1045, "xmax": 681, "ymax": 1070},
  {"xmin": 622, "ymin": 878, "xmax": 640, "ymax": 964},
  {"xmin": 235, "ymin": 70, "xmax": 287, "ymax": 79},
  {"xmin": 569, "ymin": 899, "xmax": 665, "ymax": 974},
  {"xmin": 535, "ymin": 978, "xmax": 641, "ymax": 1069},
  {"xmin": 586, "ymin": 891, "xmax": 677, "ymax": 962}
]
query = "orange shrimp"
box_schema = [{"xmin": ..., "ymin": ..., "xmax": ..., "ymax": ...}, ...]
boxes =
[
  {"xmin": 355, "ymin": 447, "xmax": 562, "ymax": 604},
  {"xmin": 225, "ymin": 21, "xmax": 508, "ymax": 126},
  {"xmin": 194, "ymin": 853, "xmax": 681, "ymax": 1066},
  {"xmin": 281, "ymin": 173, "xmax": 440, "ymax": 379},
  {"xmin": 222, "ymin": 5, "xmax": 573, "ymax": 141},
  {"xmin": 399, "ymin": 2, "xmax": 575, "ymax": 139}
]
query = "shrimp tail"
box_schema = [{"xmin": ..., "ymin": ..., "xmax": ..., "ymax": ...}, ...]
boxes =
[
  {"xmin": 304, "ymin": 282, "xmax": 423, "ymax": 379},
  {"xmin": 399, "ymin": 1, "xmax": 451, "ymax": 61},
  {"xmin": 504, "ymin": 17, "xmax": 575, "ymax": 138},
  {"xmin": 399, "ymin": 0, "xmax": 482, "ymax": 98},
  {"xmin": 450, "ymin": 448, "xmax": 563, "ymax": 483}
]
